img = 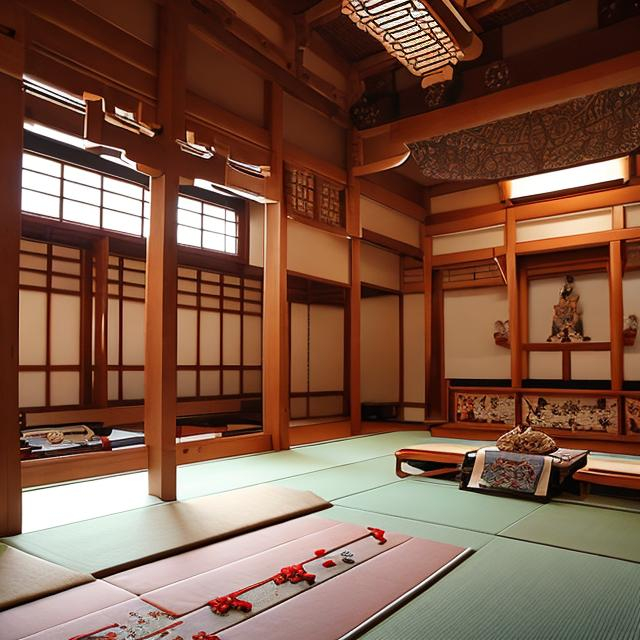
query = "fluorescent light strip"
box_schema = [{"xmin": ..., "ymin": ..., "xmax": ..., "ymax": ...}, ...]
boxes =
[{"xmin": 506, "ymin": 157, "xmax": 629, "ymax": 200}]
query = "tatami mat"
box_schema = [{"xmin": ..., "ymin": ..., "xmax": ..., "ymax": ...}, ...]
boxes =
[
  {"xmin": 270, "ymin": 456, "xmax": 402, "ymax": 500},
  {"xmin": 499, "ymin": 502, "xmax": 640, "ymax": 563},
  {"xmin": 334, "ymin": 479, "xmax": 542, "ymax": 534},
  {"xmin": 4, "ymin": 485, "xmax": 329, "ymax": 576},
  {"xmin": 177, "ymin": 431, "xmax": 431, "ymax": 499},
  {"xmin": 361, "ymin": 537, "xmax": 640, "ymax": 640},
  {"xmin": 324, "ymin": 505, "xmax": 493, "ymax": 551}
]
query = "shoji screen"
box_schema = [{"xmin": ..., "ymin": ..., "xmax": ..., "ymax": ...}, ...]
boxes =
[
  {"xmin": 19, "ymin": 240, "xmax": 82, "ymax": 408},
  {"xmin": 107, "ymin": 256, "xmax": 146, "ymax": 401}
]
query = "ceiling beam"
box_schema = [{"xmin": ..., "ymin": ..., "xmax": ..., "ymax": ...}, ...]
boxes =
[{"xmin": 303, "ymin": 0, "xmax": 342, "ymax": 27}]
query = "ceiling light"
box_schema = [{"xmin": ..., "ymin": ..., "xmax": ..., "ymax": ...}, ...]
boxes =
[{"xmin": 342, "ymin": 0, "xmax": 482, "ymax": 87}]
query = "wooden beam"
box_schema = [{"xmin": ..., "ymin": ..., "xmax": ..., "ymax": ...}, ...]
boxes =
[
  {"xmin": 303, "ymin": 0, "xmax": 341, "ymax": 27},
  {"xmin": 359, "ymin": 51, "xmax": 640, "ymax": 166},
  {"xmin": 144, "ymin": 1, "xmax": 185, "ymax": 500},
  {"xmin": 0, "ymin": 1, "xmax": 24, "ymax": 536},
  {"xmin": 79, "ymin": 248, "xmax": 93, "ymax": 405},
  {"xmin": 93, "ymin": 236, "xmax": 109, "ymax": 407},
  {"xmin": 506, "ymin": 211, "xmax": 521, "ymax": 386},
  {"xmin": 610, "ymin": 240, "xmax": 624, "ymax": 391},
  {"xmin": 359, "ymin": 178, "xmax": 425, "ymax": 222},
  {"xmin": 262, "ymin": 82, "xmax": 289, "ymax": 450}
]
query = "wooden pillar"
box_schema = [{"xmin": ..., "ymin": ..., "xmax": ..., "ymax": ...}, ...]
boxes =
[
  {"xmin": 346, "ymin": 144, "xmax": 361, "ymax": 435},
  {"xmin": 144, "ymin": 1, "xmax": 184, "ymax": 499},
  {"xmin": 0, "ymin": 2, "xmax": 24, "ymax": 536},
  {"xmin": 349, "ymin": 238, "xmax": 362, "ymax": 434},
  {"xmin": 610, "ymin": 240, "xmax": 624, "ymax": 391},
  {"xmin": 262, "ymin": 82, "xmax": 289, "ymax": 450},
  {"xmin": 93, "ymin": 236, "xmax": 109, "ymax": 406},
  {"xmin": 423, "ymin": 235, "xmax": 433, "ymax": 417},
  {"xmin": 506, "ymin": 211, "xmax": 522, "ymax": 387},
  {"xmin": 145, "ymin": 173, "xmax": 179, "ymax": 499}
]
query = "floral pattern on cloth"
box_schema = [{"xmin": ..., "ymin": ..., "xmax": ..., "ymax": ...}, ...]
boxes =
[
  {"xmin": 480, "ymin": 450, "xmax": 544, "ymax": 494},
  {"xmin": 467, "ymin": 447, "xmax": 553, "ymax": 497}
]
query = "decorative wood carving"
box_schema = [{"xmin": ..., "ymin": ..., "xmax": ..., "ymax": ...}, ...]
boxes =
[{"xmin": 408, "ymin": 82, "xmax": 640, "ymax": 181}]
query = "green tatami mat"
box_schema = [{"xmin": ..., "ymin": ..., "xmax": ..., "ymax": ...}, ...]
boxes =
[
  {"xmin": 361, "ymin": 537, "xmax": 640, "ymax": 640},
  {"xmin": 177, "ymin": 431, "xmax": 430, "ymax": 499},
  {"xmin": 325, "ymin": 505, "xmax": 493, "ymax": 550},
  {"xmin": 2, "ymin": 485, "xmax": 328, "ymax": 576},
  {"xmin": 499, "ymin": 502, "xmax": 640, "ymax": 563},
  {"xmin": 270, "ymin": 456, "xmax": 401, "ymax": 501},
  {"xmin": 334, "ymin": 480, "xmax": 541, "ymax": 534}
]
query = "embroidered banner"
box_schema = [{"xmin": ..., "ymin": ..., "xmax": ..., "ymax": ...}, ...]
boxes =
[
  {"xmin": 408, "ymin": 82, "xmax": 640, "ymax": 181},
  {"xmin": 467, "ymin": 447, "xmax": 552, "ymax": 497}
]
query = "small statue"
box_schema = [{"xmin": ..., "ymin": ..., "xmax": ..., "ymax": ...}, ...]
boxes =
[
  {"xmin": 493, "ymin": 319, "xmax": 510, "ymax": 347},
  {"xmin": 547, "ymin": 275, "xmax": 590, "ymax": 342}
]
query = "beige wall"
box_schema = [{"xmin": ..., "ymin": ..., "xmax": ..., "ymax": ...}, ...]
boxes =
[
  {"xmin": 290, "ymin": 302, "xmax": 309, "ymax": 394},
  {"xmin": 186, "ymin": 36, "xmax": 265, "ymax": 127},
  {"xmin": 309, "ymin": 305, "xmax": 344, "ymax": 392},
  {"xmin": 283, "ymin": 93, "xmax": 346, "ymax": 167},
  {"xmin": 432, "ymin": 225, "xmax": 504, "ymax": 256},
  {"xmin": 361, "ymin": 243, "xmax": 400, "ymax": 290},
  {"xmin": 444, "ymin": 286, "xmax": 510, "ymax": 379},
  {"xmin": 626, "ymin": 203, "xmax": 640, "ymax": 228},
  {"xmin": 360, "ymin": 197, "xmax": 422, "ymax": 248},
  {"xmin": 403, "ymin": 293, "xmax": 425, "ymax": 420},
  {"xmin": 287, "ymin": 219, "xmax": 350, "ymax": 284},
  {"xmin": 516, "ymin": 208, "xmax": 611, "ymax": 243},
  {"xmin": 623, "ymin": 270, "xmax": 640, "ymax": 381},
  {"xmin": 249, "ymin": 202, "xmax": 264, "ymax": 267},
  {"xmin": 361, "ymin": 295, "xmax": 400, "ymax": 402},
  {"xmin": 430, "ymin": 184, "xmax": 501, "ymax": 214}
]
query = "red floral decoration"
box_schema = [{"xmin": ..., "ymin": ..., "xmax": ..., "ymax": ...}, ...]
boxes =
[
  {"xmin": 273, "ymin": 564, "xmax": 316, "ymax": 585},
  {"xmin": 207, "ymin": 595, "xmax": 253, "ymax": 615},
  {"xmin": 368, "ymin": 527, "xmax": 387, "ymax": 544},
  {"xmin": 322, "ymin": 559, "xmax": 336, "ymax": 568}
]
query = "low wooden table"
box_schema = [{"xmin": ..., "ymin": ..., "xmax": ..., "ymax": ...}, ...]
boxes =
[
  {"xmin": 574, "ymin": 455, "xmax": 640, "ymax": 494},
  {"xmin": 395, "ymin": 443, "xmax": 478, "ymax": 478}
]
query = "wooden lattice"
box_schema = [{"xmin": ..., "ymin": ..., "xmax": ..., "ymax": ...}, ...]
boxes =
[
  {"xmin": 318, "ymin": 180, "xmax": 344, "ymax": 228},
  {"xmin": 285, "ymin": 167, "xmax": 315, "ymax": 219}
]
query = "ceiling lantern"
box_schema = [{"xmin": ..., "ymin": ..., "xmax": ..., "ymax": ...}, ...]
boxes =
[{"xmin": 342, "ymin": 0, "xmax": 482, "ymax": 87}]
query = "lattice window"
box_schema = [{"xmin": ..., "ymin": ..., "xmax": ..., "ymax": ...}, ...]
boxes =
[
  {"xmin": 285, "ymin": 164, "xmax": 345, "ymax": 230},
  {"xmin": 285, "ymin": 166, "xmax": 315, "ymax": 219},
  {"xmin": 177, "ymin": 195, "xmax": 239, "ymax": 255},
  {"xmin": 318, "ymin": 180, "xmax": 344, "ymax": 228},
  {"xmin": 19, "ymin": 239, "xmax": 83, "ymax": 409}
]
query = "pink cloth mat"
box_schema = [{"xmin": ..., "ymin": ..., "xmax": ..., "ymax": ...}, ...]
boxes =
[
  {"xmin": 2, "ymin": 581, "xmax": 134, "ymax": 640},
  {"xmin": 141, "ymin": 522, "xmax": 407, "ymax": 615},
  {"xmin": 106, "ymin": 515, "xmax": 339, "ymax": 595},
  {"xmin": 220, "ymin": 537, "xmax": 468, "ymax": 640}
]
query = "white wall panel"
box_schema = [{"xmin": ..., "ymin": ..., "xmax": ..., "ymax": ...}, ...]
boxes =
[
  {"xmin": 360, "ymin": 197, "xmax": 421, "ymax": 247},
  {"xmin": 122, "ymin": 300, "xmax": 145, "ymax": 365},
  {"xmin": 516, "ymin": 208, "xmax": 611, "ymax": 243},
  {"xmin": 107, "ymin": 299, "xmax": 120, "ymax": 366},
  {"xmin": 309, "ymin": 304, "xmax": 344, "ymax": 392},
  {"xmin": 108, "ymin": 371, "xmax": 119, "ymax": 401},
  {"xmin": 290, "ymin": 303, "xmax": 309, "ymax": 393},
  {"xmin": 444, "ymin": 287, "xmax": 510, "ymax": 379},
  {"xmin": 19, "ymin": 290, "xmax": 47, "ymax": 365},
  {"xmin": 626, "ymin": 203, "xmax": 640, "ymax": 228},
  {"xmin": 177, "ymin": 370, "xmax": 197, "ymax": 398},
  {"xmin": 403, "ymin": 294, "xmax": 425, "ymax": 403},
  {"xmin": 222, "ymin": 314, "xmax": 241, "ymax": 365},
  {"xmin": 287, "ymin": 220, "xmax": 350, "ymax": 284},
  {"xmin": 243, "ymin": 370, "xmax": 262, "ymax": 394},
  {"xmin": 361, "ymin": 243, "xmax": 400, "ymax": 290},
  {"xmin": 19, "ymin": 371, "xmax": 46, "ymax": 408},
  {"xmin": 309, "ymin": 395, "xmax": 343, "ymax": 416},
  {"xmin": 50, "ymin": 371, "xmax": 79, "ymax": 406},
  {"xmin": 200, "ymin": 311, "xmax": 221, "ymax": 365},
  {"xmin": 223, "ymin": 370, "xmax": 241, "ymax": 395},
  {"xmin": 50, "ymin": 294, "xmax": 80, "ymax": 365},
  {"xmin": 361, "ymin": 295, "xmax": 400, "ymax": 401},
  {"xmin": 177, "ymin": 308, "xmax": 198, "ymax": 366},
  {"xmin": 432, "ymin": 226, "xmax": 504, "ymax": 256},
  {"xmin": 200, "ymin": 370, "xmax": 220, "ymax": 396},
  {"xmin": 243, "ymin": 315, "xmax": 262, "ymax": 365},
  {"xmin": 122, "ymin": 371, "xmax": 144, "ymax": 400},
  {"xmin": 529, "ymin": 352, "xmax": 562, "ymax": 379},
  {"xmin": 572, "ymin": 352, "xmax": 610, "ymax": 380}
]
